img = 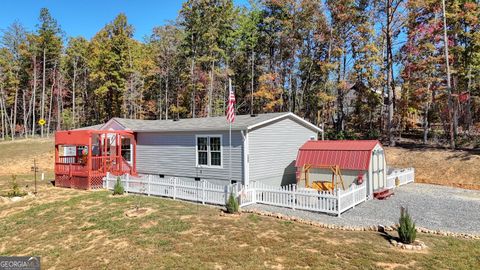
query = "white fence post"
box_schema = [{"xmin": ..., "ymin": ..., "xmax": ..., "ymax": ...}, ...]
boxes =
[
  {"xmin": 125, "ymin": 174, "xmax": 130, "ymax": 193},
  {"xmin": 352, "ymin": 184, "xmax": 356, "ymax": 209},
  {"xmin": 104, "ymin": 172, "xmax": 110, "ymax": 189},
  {"xmin": 202, "ymin": 180, "xmax": 206, "ymax": 205},
  {"xmin": 292, "ymin": 185, "xmax": 296, "ymax": 210},
  {"xmin": 173, "ymin": 177, "xmax": 177, "ymax": 200},
  {"xmin": 224, "ymin": 184, "xmax": 229, "ymax": 204},
  {"xmin": 337, "ymin": 188, "xmax": 341, "ymax": 217},
  {"xmin": 147, "ymin": 175, "xmax": 151, "ymax": 196}
]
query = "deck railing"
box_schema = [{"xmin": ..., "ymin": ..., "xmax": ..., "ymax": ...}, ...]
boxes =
[
  {"xmin": 104, "ymin": 174, "xmax": 367, "ymax": 216},
  {"xmin": 90, "ymin": 156, "xmax": 134, "ymax": 175},
  {"xmin": 55, "ymin": 162, "xmax": 87, "ymax": 176},
  {"xmin": 58, "ymin": 155, "xmax": 80, "ymax": 164},
  {"xmin": 56, "ymin": 155, "xmax": 134, "ymax": 177}
]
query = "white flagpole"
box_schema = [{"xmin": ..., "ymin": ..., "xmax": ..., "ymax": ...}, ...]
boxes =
[{"xmin": 229, "ymin": 78, "xmax": 232, "ymax": 183}]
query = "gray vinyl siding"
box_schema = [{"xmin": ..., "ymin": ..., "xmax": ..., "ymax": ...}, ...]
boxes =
[
  {"xmin": 248, "ymin": 118, "xmax": 317, "ymax": 186},
  {"xmin": 135, "ymin": 131, "xmax": 244, "ymax": 184}
]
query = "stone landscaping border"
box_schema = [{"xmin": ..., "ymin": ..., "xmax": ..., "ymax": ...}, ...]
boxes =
[
  {"xmin": 390, "ymin": 239, "xmax": 427, "ymax": 250},
  {"xmin": 242, "ymin": 209, "xmax": 480, "ymax": 240}
]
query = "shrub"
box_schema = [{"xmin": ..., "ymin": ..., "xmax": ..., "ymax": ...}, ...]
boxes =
[
  {"xmin": 226, "ymin": 192, "xmax": 239, "ymax": 214},
  {"xmin": 397, "ymin": 206, "xmax": 416, "ymax": 244},
  {"xmin": 364, "ymin": 129, "xmax": 380, "ymax": 139},
  {"xmin": 326, "ymin": 129, "xmax": 359, "ymax": 140},
  {"xmin": 7, "ymin": 175, "xmax": 26, "ymax": 197},
  {"xmin": 113, "ymin": 177, "xmax": 125, "ymax": 195}
]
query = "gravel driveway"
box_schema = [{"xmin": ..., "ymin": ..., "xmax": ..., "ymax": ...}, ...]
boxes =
[{"xmin": 245, "ymin": 183, "xmax": 480, "ymax": 235}]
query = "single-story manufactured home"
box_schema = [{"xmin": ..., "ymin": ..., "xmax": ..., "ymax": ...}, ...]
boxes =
[
  {"xmin": 295, "ymin": 140, "xmax": 387, "ymax": 198},
  {"xmin": 55, "ymin": 112, "xmax": 323, "ymax": 189}
]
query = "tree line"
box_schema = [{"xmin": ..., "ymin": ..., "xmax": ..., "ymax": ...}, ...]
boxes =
[{"xmin": 0, "ymin": 0, "xmax": 478, "ymax": 148}]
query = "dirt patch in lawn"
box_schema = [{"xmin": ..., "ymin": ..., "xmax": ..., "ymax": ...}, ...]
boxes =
[
  {"xmin": 385, "ymin": 146, "xmax": 480, "ymax": 190},
  {"xmin": 124, "ymin": 207, "xmax": 155, "ymax": 218},
  {"xmin": 376, "ymin": 261, "xmax": 417, "ymax": 270}
]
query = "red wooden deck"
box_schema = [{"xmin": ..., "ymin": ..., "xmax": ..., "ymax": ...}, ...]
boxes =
[{"xmin": 55, "ymin": 130, "xmax": 137, "ymax": 190}]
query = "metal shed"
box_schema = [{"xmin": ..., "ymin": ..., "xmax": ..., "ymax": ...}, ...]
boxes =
[{"xmin": 295, "ymin": 140, "xmax": 386, "ymax": 198}]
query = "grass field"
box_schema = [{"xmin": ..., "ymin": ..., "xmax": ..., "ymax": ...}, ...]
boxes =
[
  {"xmin": 1, "ymin": 185, "xmax": 480, "ymax": 269},
  {"xmin": 0, "ymin": 139, "xmax": 479, "ymax": 269}
]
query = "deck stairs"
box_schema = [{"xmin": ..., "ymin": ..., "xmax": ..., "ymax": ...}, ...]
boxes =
[{"xmin": 373, "ymin": 188, "xmax": 394, "ymax": 200}]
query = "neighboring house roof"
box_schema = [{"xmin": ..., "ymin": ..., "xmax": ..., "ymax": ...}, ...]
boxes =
[
  {"xmin": 74, "ymin": 124, "xmax": 104, "ymax": 130},
  {"xmin": 295, "ymin": 140, "xmax": 381, "ymax": 171},
  {"xmin": 102, "ymin": 112, "xmax": 323, "ymax": 133}
]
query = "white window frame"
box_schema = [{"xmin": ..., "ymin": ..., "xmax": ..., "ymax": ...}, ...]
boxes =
[
  {"xmin": 195, "ymin": 134, "xmax": 223, "ymax": 168},
  {"xmin": 121, "ymin": 138, "xmax": 133, "ymax": 164}
]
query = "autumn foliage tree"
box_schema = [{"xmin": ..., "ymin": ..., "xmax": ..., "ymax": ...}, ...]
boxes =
[{"xmin": 0, "ymin": 2, "xmax": 479, "ymax": 148}]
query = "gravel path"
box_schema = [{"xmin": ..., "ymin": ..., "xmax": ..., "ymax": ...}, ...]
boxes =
[{"xmin": 244, "ymin": 183, "xmax": 480, "ymax": 235}]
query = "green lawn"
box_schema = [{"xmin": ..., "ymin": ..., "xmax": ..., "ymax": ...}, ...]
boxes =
[{"xmin": 1, "ymin": 186, "xmax": 479, "ymax": 269}]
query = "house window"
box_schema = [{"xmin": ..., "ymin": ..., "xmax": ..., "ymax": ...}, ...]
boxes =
[
  {"xmin": 196, "ymin": 135, "xmax": 222, "ymax": 167},
  {"xmin": 197, "ymin": 137, "xmax": 208, "ymax": 165},
  {"xmin": 121, "ymin": 138, "xmax": 132, "ymax": 163}
]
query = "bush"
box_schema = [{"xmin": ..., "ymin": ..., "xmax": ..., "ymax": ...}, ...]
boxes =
[
  {"xmin": 326, "ymin": 129, "xmax": 359, "ymax": 140},
  {"xmin": 7, "ymin": 175, "xmax": 26, "ymax": 197},
  {"xmin": 364, "ymin": 129, "xmax": 380, "ymax": 139},
  {"xmin": 397, "ymin": 206, "xmax": 416, "ymax": 244},
  {"xmin": 113, "ymin": 177, "xmax": 125, "ymax": 195},
  {"xmin": 226, "ymin": 192, "xmax": 239, "ymax": 214}
]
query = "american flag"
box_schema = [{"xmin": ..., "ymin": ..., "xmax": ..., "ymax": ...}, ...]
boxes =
[{"xmin": 226, "ymin": 86, "xmax": 236, "ymax": 123}]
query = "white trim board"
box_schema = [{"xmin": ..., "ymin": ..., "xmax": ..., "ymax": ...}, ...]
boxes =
[
  {"xmin": 101, "ymin": 118, "xmax": 128, "ymax": 131},
  {"xmin": 246, "ymin": 112, "xmax": 323, "ymax": 134}
]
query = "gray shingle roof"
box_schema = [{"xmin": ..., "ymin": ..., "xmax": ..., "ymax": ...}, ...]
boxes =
[
  {"xmin": 75, "ymin": 124, "xmax": 104, "ymax": 130},
  {"xmin": 105, "ymin": 112, "xmax": 321, "ymax": 133}
]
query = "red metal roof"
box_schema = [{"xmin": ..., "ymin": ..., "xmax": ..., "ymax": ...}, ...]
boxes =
[{"xmin": 295, "ymin": 140, "xmax": 381, "ymax": 171}]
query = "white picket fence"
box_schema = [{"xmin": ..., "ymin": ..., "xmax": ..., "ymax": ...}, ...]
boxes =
[
  {"xmin": 104, "ymin": 173, "xmax": 232, "ymax": 206},
  {"xmin": 103, "ymin": 173, "xmax": 367, "ymax": 216},
  {"xmin": 386, "ymin": 167, "xmax": 415, "ymax": 189},
  {"xmin": 241, "ymin": 181, "xmax": 366, "ymax": 215}
]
